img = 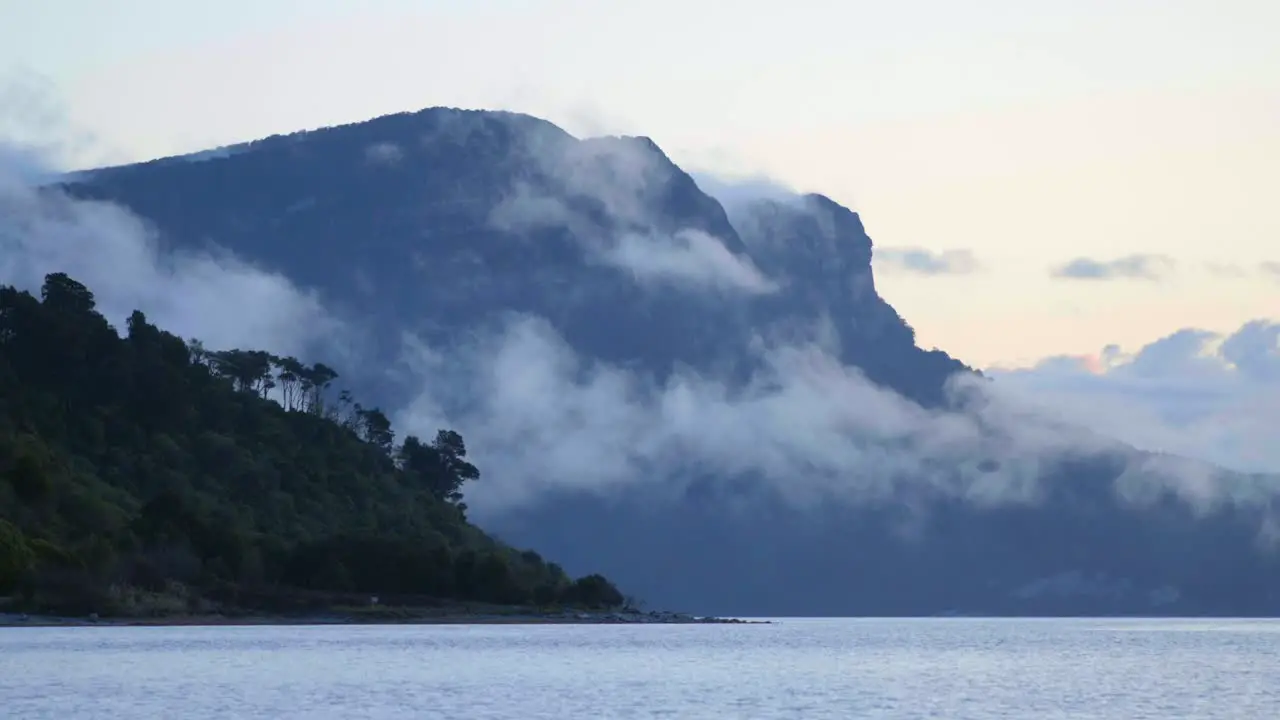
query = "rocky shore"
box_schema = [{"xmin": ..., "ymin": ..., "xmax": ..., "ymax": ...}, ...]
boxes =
[{"xmin": 0, "ymin": 608, "xmax": 768, "ymax": 627}]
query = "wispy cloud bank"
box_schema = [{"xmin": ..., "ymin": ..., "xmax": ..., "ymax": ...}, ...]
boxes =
[
  {"xmin": 0, "ymin": 71, "xmax": 98, "ymax": 181},
  {"xmin": 364, "ymin": 141, "xmax": 404, "ymax": 165},
  {"xmin": 1205, "ymin": 262, "xmax": 1247, "ymax": 278},
  {"xmin": 989, "ymin": 319, "xmax": 1280, "ymax": 475},
  {"xmin": 602, "ymin": 229, "xmax": 777, "ymax": 294},
  {"xmin": 1051, "ymin": 254, "xmax": 1175, "ymax": 281},
  {"xmin": 0, "ymin": 106, "xmax": 343, "ymax": 359},
  {"xmin": 876, "ymin": 247, "xmax": 980, "ymax": 276},
  {"xmin": 11, "ymin": 97, "xmax": 1269, "ymax": 537},
  {"xmin": 394, "ymin": 310, "xmax": 1277, "ymax": 523},
  {"xmin": 455, "ymin": 158, "xmax": 1279, "ymax": 520},
  {"xmin": 395, "ymin": 315, "xmax": 1111, "ymax": 515},
  {"xmin": 691, "ymin": 172, "xmax": 802, "ymax": 213},
  {"xmin": 1261, "ymin": 261, "xmax": 1280, "ymax": 279},
  {"xmin": 487, "ymin": 129, "xmax": 774, "ymax": 295}
]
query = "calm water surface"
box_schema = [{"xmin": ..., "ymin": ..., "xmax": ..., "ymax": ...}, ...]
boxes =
[{"xmin": 2, "ymin": 618, "xmax": 1277, "ymax": 719}]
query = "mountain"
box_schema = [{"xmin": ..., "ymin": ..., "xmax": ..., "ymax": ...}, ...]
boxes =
[
  {"xmin": 54, "ymin": 107, "xmax": 1280, "ymax": 616},
  {"xmin": 63, "ymin": 109, "xmax": 965, "ymax": 405}
]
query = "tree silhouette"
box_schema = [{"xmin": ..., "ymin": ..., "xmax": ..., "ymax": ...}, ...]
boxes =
[{"xmin": 0, "ymin": 273, "xmax": 624, "ymax": 616}]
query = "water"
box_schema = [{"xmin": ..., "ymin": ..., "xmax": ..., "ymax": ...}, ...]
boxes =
[{"xmin": 2, "ymin": 618, "xmax": 1277, "ymax": 718}]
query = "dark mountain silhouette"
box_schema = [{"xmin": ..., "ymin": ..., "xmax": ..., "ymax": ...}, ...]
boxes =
[
  {"xmin": 64, "ymin": 109, "xmax": 964, "ymax": 404},
  {"xmin": 57, "ymin": 107, "xmax": 1280, "ymax": 616}
]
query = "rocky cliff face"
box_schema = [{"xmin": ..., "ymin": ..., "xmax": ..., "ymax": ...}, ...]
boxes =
[
  {"xmin": 733, "ymin": 194, "xmax": 968, "ymax": 407},
  {"xmin": 61, "ymin": 108, "xmax": 1280, "ymax": 616},
  {"xmin": 67, "ymin": 109, "xmax": 966, "ymax": 401}
]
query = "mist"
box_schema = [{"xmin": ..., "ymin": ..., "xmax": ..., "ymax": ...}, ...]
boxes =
[
  {"xmin": 990, "ymin": 321, "xmax": 1280, "ymax": 478},
  {"xmin": 0, "ymin": 145, "xmax": 342, "ymax": 362},
  {"xmin": 396, "ymin": 314, "xmax": 1102, "ymax": 514},
  {"xmin": 396, "ymin": 148, "xmax": 1275, "ymax": 521},
  {"xmin": 7, "ymin": 105, "xmax": 1274, "ymax": 531}
]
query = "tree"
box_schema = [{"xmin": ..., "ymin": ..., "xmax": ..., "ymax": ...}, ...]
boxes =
[
  {"xmin": 397, "ymin": 430, "xmax": 479, "ymax": 506},
  {"xmin": 0, "ymin": 273, "xmax": 628, "ymax": 616},
  {"xmin": 430, "ymin": 430, "xmax": 479, "ymax": 505},
  {"xmin": 301, "ymin": 363, "xmax": 339, "ymax": 415},
  {"xmin": 335, "ymin": 390, "xmax": 357, "ymax": 429},
  {"xmin": 187, "ymin": 338, "xmax": 209, "ymax": 367},
  {"xmin": 564, "ymin": 574, "xmax": 624, "ymax": 609},
  {"xmin": 209, "ymin": 349, "xmax": 274, "ymax": 395},
  {"xmin": 7, "ymin": 434, "xmax": 55, "ymax": 503},
  {"xmin": 357, "ymin": 407, "xmax": 395, "ymax": 454},
  {"xmin": 40, "ymin": 273, "xmax": 96, "ymax": 315},
  {"xmin": 273, "ymin": 356, "xmax": 305, "ymax": 411},
  {"xmin": 0, "ymin": 520, "xmax": 33, "ymax": 593}
]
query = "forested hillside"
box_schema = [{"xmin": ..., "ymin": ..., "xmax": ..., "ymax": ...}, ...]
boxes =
[{"xmin": 0, "ymin": 273, "xmax": 623, "ymax": 616}]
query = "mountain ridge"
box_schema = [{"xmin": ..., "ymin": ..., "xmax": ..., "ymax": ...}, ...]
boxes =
[
  {"xmin": 27, "ymin": 106, "xmax": 1279, "ymax": 616},
  {"xmin": 63, "ymin": 106, "xmax": 970, "ymax": 405}
]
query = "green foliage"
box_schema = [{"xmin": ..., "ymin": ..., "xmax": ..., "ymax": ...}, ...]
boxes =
[
  {"xmin": 0, "ymin": 520, "xmax": 34, "ymax": 592},
  {"xmin": 5, "ymin": 434, "xmax": 56, "ymax": 503},
  {"xmin": 398, "ymin": 430, "xmax": 480, "ymax": 508},
  {"xmin": 0, "ymin": 274, "xmax": 624, "ymax": 615},
  {"xmin": 562, "ymin": 573, "xmax": 625, "ymax": 609}
]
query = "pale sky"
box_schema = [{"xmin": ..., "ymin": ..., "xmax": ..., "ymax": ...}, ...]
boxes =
[{"xmin": 3, "ymin": 0, "xmax": 1278, "ymax": 368}]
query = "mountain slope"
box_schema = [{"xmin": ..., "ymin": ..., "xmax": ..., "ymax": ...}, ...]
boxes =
[
  {"xmin": 52, "ymin": 107, "xmax": 1280, "ymax": 616},
  {"xmin": 0, "ymin": 273, "xmax": 626, "ymax": 616},
  {"xmin": 67, "ymin": 110, "xmax": 756, "ymax": 382}
]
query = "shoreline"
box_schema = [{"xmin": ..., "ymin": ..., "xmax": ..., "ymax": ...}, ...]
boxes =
[{"xmin": 0, "ymin": 609, "xmax": 769, "ymax": 628}]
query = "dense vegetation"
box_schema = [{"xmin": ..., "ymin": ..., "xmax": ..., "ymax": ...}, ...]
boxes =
[{"xmin": 0, "ymin": 273, "xmax": 624, "ymax": 616}]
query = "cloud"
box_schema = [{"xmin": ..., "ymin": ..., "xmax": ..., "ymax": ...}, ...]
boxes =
[
  {"xmin": 394, "ymin": 309, "xmax": 1279, "ymax": 524},
  {"xmin": 486, "ymin": 125, "xmax": 677, "ymax": 232},
  {"xmin": 487, "ymin": 129, "xmax": 775, "ymax": 295},
  {"xmin": 1261, "ymin": 261, "xmax": 1280, "ymax": 279},
  {"xmin": 1206, "ymin": 262, "xmax": 1247, "ymax": 278},
  {"xmin": 9, "ymin": 91, "xmax": 1267, "ymax": 537},
  {"xmin": 989, "ymin": 320, "xmax": 1280, "ymax": 476},
  {"xmin": 0, "ymin": 70, "xmax": 103, "ymax": 174},
  {"xmin": 394, "ymin": 316, "xmax": 1100, "ymax": 515},
  {"xmin": 601, "ymin": 229, "xmax": 777, "ymax": 294},
  {"xmin": 547, "ymin": 135, "xmax": 678, "ymax": 227},
  {"xmin": 364, "ymin": 142, "xmax": 404, "ymax": 165},
  {"xmin": 406, "ymin": 128, "xmax": 1274, "ymax": 524},
  {"xmin": 1050, "ymin": 254, "xmax": 1175, "ymax": 281},
  {"xmin": 0, "ymin": 140, "xmax": 343, "ymax": 360},
  {"xmin": 692, "ymin": 173, "xmax": 803, "ymax": 213},
  {"xmin": 0, "ymin": 144, "xmax": 55, "ymax": 186},
  {"xmin": 875, "ymin": 247, "xmax": 980, "ymax": 276},
  {"xmin": 487, "ymin": 180, "xmax": 579, "ymax": 233}
]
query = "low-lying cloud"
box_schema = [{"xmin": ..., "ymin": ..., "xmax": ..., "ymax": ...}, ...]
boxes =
[
  {"xmin": 454, "ymin": 161, "xmax": 1277, "ymax": 520},
  {"xmin": 875, "ymin": 247, "xmax": 980, "ymax": 276},
  {"xmin": 394, "ymin": 316, "xmax": 1111, "ymax": 516},
  {"xmin": 0, "ymin": 146, "xmax": 342, "ymax": 361},
  {"xmin": 691, "ymin": 173, "xmax": 803, "ymax": 213},
  {"xmin": 488, "ymin": 130, "xmax": 774, "ymax": 295},
  {"xmin": 602, "ymin": 230, "xmax": 777, "ymax": 294},
  {"xmin": 394, "ymin": 310, "xmax": 1278, "ymax": 522},
  {"xmin": 364, "ymin": 141, "xmax": 404, "ymax": 165},
  {"xmin": 1051, "ymin": 254, "xmax": 1175, "ymax": 281},
  {"xmin": 13, "ymin": 101, "xmax": 1273, "ymax": 536},
  {"xmin": 1261, "ymin": 261, "xmax": 1280, "ymax": 279},
  {"xmin": 990, "ymin": 320, "xmax": 1280, "ymax": 476}
]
